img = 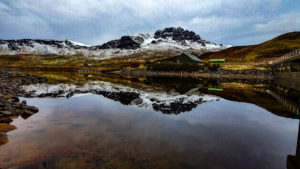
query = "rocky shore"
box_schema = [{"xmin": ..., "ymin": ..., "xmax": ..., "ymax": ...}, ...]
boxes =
[{"xmin": 0, "ymin": 71, "xmax": 48, "ymax": 123}]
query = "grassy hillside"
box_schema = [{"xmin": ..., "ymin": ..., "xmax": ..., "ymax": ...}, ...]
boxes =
[
  {"xmin": 0, "ymin": 50, "xmax": 176, "ymax": 70},
  {"xmin": 200, "ymin": 31, "xmax": 300, "ymax": 62},
  {"xmin": 200, "ymin": 45, "xmax": 257, "ymax": 62}
]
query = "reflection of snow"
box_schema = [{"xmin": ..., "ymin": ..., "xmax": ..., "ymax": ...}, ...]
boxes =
[
  {"xmin": 22, "ymin": 81, "xmax": 219, "ymax": 112},
  {"xmin": 69, "ymin": 93, "xmax": 92, "ymax": 99}
]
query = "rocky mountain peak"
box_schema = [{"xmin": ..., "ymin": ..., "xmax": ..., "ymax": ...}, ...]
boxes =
[
  {"xmin": 154, "ymin": 27, "xmax": 202, "ymax": 42},
  {"xmin": 95, "ymin": 27, "xmax": 214, "ymax": 50},
  {"xmin": 94, "ymin": 36, "xmax": 142, "ymax": 50}
]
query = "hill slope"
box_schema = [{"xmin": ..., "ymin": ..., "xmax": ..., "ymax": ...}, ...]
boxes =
[{"xmin": 199, "ymin": 31, "xmax": 300, "ymax": 62}]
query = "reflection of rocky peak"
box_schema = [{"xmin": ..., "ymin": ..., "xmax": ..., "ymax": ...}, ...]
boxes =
[
  {"xmin": 65, "ymin": 90, "xmax": 207, "ymax": 114},
  {"xmin": 95, "ymin": 91, "xmax": 140, "ymax": 105},
  {"xmin": 22, "ymin": 81, "xmax": 218, "ymax": 115},
  {"xmin": 152, "ymin": 97, "xmax": 204, "ymax": 114},
  {"xmin": 67, "ymin": 90, "xmax": 207, "ymax": 114}
]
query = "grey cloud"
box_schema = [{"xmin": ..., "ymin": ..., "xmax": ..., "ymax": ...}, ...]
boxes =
[
  {"xmin": 255, "ymin": 12, "xmax": 300, "ymax": 33},
  {"xmin": 0, "ymin": 0, "xmax": 297, "ymax": 46}
]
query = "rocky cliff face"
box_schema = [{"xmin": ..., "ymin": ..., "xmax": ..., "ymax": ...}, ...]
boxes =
[
  {"xmin": 154, "ymin": 27, "xmax": 201, "ymax": 42},
  {"xmin": 153, "ymin": 27, "xmax": 215, "ymax": 46},
  {"xmin": 93, "ymin": 36, "xmax": 142, "ymax": 50}
]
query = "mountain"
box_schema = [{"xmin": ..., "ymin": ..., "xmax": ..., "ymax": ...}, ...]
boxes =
[
  {"xmin": 199, "ymin": 31, "xmax": 300, "ymax": 62},
  {"xmin": 0, "ymin": 27, "xmax": 229, "ymax": 59}
]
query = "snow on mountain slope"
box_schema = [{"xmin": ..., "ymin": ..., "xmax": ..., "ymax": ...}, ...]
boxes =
[
  {"xmin": 68, "ymin": 40, "xmax": 91, "ymax": 47},
  {"xmin": 139, "ymin": 34, "xmax": 226, "ymax": 51},
  {"xmin": 0, "ymin": 27, "xmax": 231, "ymax": 60}
]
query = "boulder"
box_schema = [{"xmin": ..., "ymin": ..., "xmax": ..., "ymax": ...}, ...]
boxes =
[
  {"xmin": 1, "ymin": 111, "xmax": 12, "ymax": 116},
  {"xmin": 25, "ymin": 106, "xmax": 39, "ymax": 113},
  {"xmin": 21, "ymin": 100, "xmax": 27, "ymax": 105},
  {"xmin": 0, "ymin": 117, "xmax": 13, "ymax": 123}
]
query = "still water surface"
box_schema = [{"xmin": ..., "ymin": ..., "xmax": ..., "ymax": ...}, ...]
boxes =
[{"xmin": 0, "ymin": 72, "xmax": 299, "ymax": 169}]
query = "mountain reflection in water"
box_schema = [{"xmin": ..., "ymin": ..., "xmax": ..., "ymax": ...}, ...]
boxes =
[
  {"xmin": 0, "ymin": 71, "xmax": 299, "ymax": 169},
  {"xmin": 21, "ymin": 80, "xmax": 218, "ymax": 115}
]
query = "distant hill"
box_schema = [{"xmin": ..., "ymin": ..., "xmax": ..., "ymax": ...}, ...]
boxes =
[{"xmin": 199, "ymin": 31, "xmax": 300, "ymax": 62}]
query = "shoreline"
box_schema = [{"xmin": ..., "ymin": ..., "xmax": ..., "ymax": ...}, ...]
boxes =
[
  {"xmin": 0, "ymin": 67, "xmax": 276, "ymax": 80},
  {"xmin": 120, "ymin": 69, "xmax": 275, "ymax": 80},
  {"xmin": 0, "ymin": 67, "xmax": 275, "ymax": 81}
]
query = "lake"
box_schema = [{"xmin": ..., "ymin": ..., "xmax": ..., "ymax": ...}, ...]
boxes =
[{"xmin": 0, "ymin": 71, "xmax": 299, "ymax": 169}]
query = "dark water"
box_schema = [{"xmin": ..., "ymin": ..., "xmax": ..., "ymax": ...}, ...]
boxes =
[{"xmin": 0, "ymin": 71, "xmax": 299, "ymax": 169}]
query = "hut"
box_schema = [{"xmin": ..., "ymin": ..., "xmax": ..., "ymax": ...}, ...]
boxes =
[
  {"xmin": 157, "ymin": 53, "xmax": 204, "ymax": 64},
  {"xmin": 174, "ymin": 53, "xmax": 204, "ymax": 64}
]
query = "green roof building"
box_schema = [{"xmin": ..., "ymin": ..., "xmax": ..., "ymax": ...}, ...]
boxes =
[{"xmin": 209, "ymin": 59, "xmax": 226, "ymax": 64}]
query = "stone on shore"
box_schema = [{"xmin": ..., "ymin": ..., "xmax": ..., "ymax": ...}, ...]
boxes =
[{"xmin": 0, "ymin": 70, "xmax": 48, "ymax": 124}]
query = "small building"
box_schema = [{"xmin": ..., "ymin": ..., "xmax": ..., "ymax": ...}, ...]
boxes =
[
  {"xmin": 175, "ymin": 53, "xmax": 204, "ymax": 64},
  {"xmin": 209, "ymin": 59, "xmax": 226, "ymax": 64},
  {"xmin": 157, "ymin": 53, "xmax": 204, "ymax": 64}
]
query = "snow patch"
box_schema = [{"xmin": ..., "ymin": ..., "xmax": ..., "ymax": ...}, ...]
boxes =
[
  {"xmin": 22, "ymin": 81, "xmax": 220, "ymax": 110},
  {"xmin": 68, "ymin": 40, "xmax": 91, "ymax": 47}
]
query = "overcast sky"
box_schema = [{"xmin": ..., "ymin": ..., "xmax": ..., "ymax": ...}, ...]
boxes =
[{"xmin": 0, "ymin": 0, "xmax": 299, "ymax": 46}]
